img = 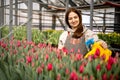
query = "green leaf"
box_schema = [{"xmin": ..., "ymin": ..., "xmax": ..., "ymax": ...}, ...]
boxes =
[{"xmin": 0, "ymin": 68, "xmax": 7, "ymax": 80}]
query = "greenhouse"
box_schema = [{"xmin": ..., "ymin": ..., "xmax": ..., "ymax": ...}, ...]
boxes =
[{"xmin": 0, "ymin": 0, "xmax": 120, "ymax": 80}]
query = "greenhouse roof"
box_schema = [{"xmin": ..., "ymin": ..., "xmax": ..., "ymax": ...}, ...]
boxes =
[
  {"xmin": 16, "ymin": 0, "xmax": 120, "ymax": 12},
  {"xmin": 33, "ymin": 0, "xmax": 120, "ymax": 11}
]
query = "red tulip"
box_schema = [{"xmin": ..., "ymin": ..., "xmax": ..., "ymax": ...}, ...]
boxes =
[
  {"xmin": 101, "ymin": 54, "xmax": 106, "ymax": 61},
  {"xmin": 1, "ymin": 43, "xmax": 7, "ymax": 48},
  {"xmin": 65, "ymin": 68, "xmax": 70, "ymax": 75},
  {"xmin": 38, "ymin": 43, "xmax": 44, "ymax": 48},
  {"xmin": 47, "ymin": 63, "xmax": 53, "ymax": 71},
  {"xmin": 24, "ymin": 45, "xmax": 26, "ymax": 48},
  {"xmin": 96, "ymin": 64, "xmax": 101, "ymax": 71},
  {"xmin": 26, "ymin": 56, "xmax": 32, "ymax": 63},
  {"xmin": 94, "ymin": 48, "xmax": 100, "ymax": 57},
  {"xmin": 75, "ymin": 53, "xmax": 82, "ymax": 61},
  {"xmin": 62, "ymin": 47, "xmax": 68, "ymax": 54},
  {"xmin": 102, "ymin": 73, "xmax": 107, "ymax": 80},
  {"xmin": 106, "ymin": 63, "xmax": 112, "ymax": 71},
  {"xmin": 69, "ymin": 71, "xmax": 78, "ymax": 80},
  {"xmin": 0, "ymin": 41, "xmax": 2, "ymax": 46},
  {"xmin": 108, "ymin": 57, "xmax": 114, "ymax": 65},
  {"xmin": 110, "ymin": 74, "xmax": 114, "ymax": 80},
  {"xmin": 93, "ymin": 55, "xmax": 96, "ymax": 60},
  {"xmin": 27, "ymin": 41, "xmax": 33, "ymax": 45},
  {"xmin": 79, "ymin": 65, "xmax": 84, "ymax": 73}
]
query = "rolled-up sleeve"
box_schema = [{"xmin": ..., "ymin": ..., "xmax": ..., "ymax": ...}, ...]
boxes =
[
  {"xmin": 84, "ymin": 28, "xmax": 99, "ymax": 42},
  {"xmin": 58, "ymin": 31, "xmax": 68, "ymax": 49}
]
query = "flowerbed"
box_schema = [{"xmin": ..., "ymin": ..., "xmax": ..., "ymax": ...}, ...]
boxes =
[
  {"xmin": 98, "ymin": 32, "xmax": 120, "ymax": 47},
  {"xmin": 1, "ymin": 26, "xmax": 120, "ymax": 47},
  {"xmin": 0, "ymin": 38, "xmax": 120, "ymax": 80},
  {"xmin": 1, "ymin": 26, "xmax": 120, "ymax": 80}
]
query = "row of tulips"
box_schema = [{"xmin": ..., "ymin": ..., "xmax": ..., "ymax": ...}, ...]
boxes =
[{"xmin": 0, "ymin": 37, "xmax": 120, "ymax": 80}]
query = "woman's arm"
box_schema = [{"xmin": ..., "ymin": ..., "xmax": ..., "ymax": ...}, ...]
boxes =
[
  {"xmin": 84, "ymin": 27, "xmax": 108, "ymax": 49},
  {"xmin": 58, "ymin": 31, "xmax": 68, "ymax": 49},
  {"xmin": 84, "ymin": 27, "xmax": 99, "ymax": 42}
]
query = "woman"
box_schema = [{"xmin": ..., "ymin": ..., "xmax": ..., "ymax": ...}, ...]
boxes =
[{"xmin": 58, "ymin": 7, "xmax": 107, "ymax": 55}]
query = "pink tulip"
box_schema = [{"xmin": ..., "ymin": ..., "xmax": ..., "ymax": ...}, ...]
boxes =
[
  {"xmin": 70, "ymin": 48, "xmax": 74, "ymax": 53},
  {"xmin": 77, "ymin": 49, "xmax": 81, "ymax": 53},
  {"xmin": 31, "ymin": 48, "xmax": 36, "ymax": 53},
  {"xmin": 57, "ymin": 53, "xmax": 62, "ymax": 60},
  {"xmin": 36, "ymin": 66, "xmax": 42, "ymax": 74},
  {"xmin": 35, "ymin": 54, "xmax": 38, "ymax": 60},
  {"xmin": 41, "ymin": 63, "xmax": 44, "ymax": 69},
  {"xmin": 45, "ymin": 54, "xmax": 49, "ymax": 60},
  {"xmin": 13, "ymin": 50, "xmax": 17, "ymax": 54},
  {"xmin": 17, "ymin": 40, "xmax": 21, "ymax": 47},
  {"xmin": 56, "ymin": 74, "xmax": 61, "ymax": 80},
  {"xmin": 65, "ymin": 68, "xmax": 70, "ymax": 75}
]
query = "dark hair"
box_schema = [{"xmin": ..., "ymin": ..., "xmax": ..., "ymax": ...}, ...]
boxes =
[{"xmin": 65, "ymin": 7, "xmax": 83, "ymax": 38}]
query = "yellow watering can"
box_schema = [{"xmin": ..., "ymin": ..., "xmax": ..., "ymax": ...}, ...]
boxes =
[{"xmin": 84, "ymin": 39, "xmax": 112, "ymax": 62}]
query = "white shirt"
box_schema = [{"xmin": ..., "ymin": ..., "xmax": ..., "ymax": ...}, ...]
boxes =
[{"xmin": 58, "ymin": 27, "xmax": 99, "ymax": 49}]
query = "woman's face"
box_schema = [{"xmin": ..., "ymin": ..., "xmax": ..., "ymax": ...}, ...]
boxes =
[{"xmin": 68, "ymin": 12, "xmax": 80, "ymax": 29}]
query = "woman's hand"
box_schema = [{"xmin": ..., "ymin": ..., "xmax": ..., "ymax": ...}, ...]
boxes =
[{"xmin": 99, "ymin": 41, "xmax": 108, "ymax": 49}]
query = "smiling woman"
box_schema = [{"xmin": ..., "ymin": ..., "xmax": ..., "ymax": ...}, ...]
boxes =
[
  {"xmin": 68, "ymin": 12, "xmax": 80, "ymax": 30},
  {"xmin": 58, "ymin": 7, "xmax": 108, "ymax": 56}
]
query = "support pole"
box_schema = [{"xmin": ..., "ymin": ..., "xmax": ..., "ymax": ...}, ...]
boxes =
[
  {"xmin": 65, "ymin": 0, "xmax": 69, "ymax": 30},
  {"xmin": 0, "ymin": 0, "xmax": 4, "ymax": 39},
  {"xmin": 15, "ymin": 0, "xmax": 18, "ymax": 26},
  {"xmin": 114, "ymin": 8, "xmax": 120, "ymax": 33},
  {"xmin": 27, "ymin": 0, "xmax": 32, "ymax": 41},
  {"xmin": 103, "ymin": 9, "xmax": 106, "ymax": 33},
  {"xmin": 0, "ymin": 0, "xmax": 4, "ymax": 26},
  {"xmin": 39, "ymin": 4, "xmax": 42, "ymax": 30},
  {"xmin": 90, "ymin": 0, "xmax": 94, "ymax": 30},
  {"xmin": 52, "ymin": 14, "xmax": 56, "ymax": 30},
  {"xmin": 9, "ymin": 0, "xmax": 13, "ymax": 40}
]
